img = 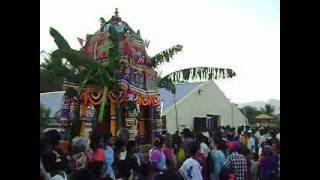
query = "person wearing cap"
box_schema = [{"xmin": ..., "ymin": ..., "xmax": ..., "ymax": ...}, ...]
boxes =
[{"xmin": 223, "ymin": 141, "xmax": 248, "ymax": 180}]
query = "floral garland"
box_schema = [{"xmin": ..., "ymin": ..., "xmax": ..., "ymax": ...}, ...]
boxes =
[
  {"xmin": 79, "ymin": 89, "xmax": 160, "ymax": 107},
  {"xmin": 135, "ymin": 95, "xmax": 160, "ymax": 106},
  {"xmin": 80, "ymin": 90, "xmax": 103, "ymax": 105},
  {"xmin": 88, "ymin": 92, "xmax": 103, "ymax": 105},
  {"xmin": 80, "ymin": 93, "xmax": 89, "ymax": 105},
  {"xmin": 152, "ymin": 96, "xmax": 160, "ymax": 106}
]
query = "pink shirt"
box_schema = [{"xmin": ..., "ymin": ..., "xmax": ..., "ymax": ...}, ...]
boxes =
[{"xmin": 162, "ymin": 147, "xmax": 173, "ymax": 159}]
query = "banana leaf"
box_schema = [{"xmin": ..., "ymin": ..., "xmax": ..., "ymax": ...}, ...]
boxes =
[
  {"xmin": 158, "ymin": 76, "xmax": 176, "ymax": 94},
  {"xmin": 51, "ymin": 49, "xmax": 103, "ymax": 70},
  {"xmin": 98, "ymin": 86, "xmax": 109, "ymax": 122},
  {"xmin": 151, "ymin": 45, "xmax": 183, "ymax": 67},
  {"xmin": 162, "ymin": 67, "xmax": 236, "ymax": 84},
  {"xmin": 50, "ymin": 27, "xmax": 71, "ymax": 50}
]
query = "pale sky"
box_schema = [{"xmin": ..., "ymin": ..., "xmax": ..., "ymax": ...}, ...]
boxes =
[{"xmin": 40, "ymin": 0, "xmax": 280, "ymax": 104}]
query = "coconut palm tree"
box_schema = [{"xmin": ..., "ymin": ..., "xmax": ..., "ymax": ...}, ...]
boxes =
[
  {"xmin": 260, "ymin": 104, "xmax": 276, "ymax": 116},
  {"xmin": 240, "ymin": 106, "xmax": 261, "ymax": 125}
]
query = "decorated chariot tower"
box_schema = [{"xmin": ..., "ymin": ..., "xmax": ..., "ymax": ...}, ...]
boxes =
[{"xmin": 61, "ymin": 9, "xmax": 162, "ymax": 143}]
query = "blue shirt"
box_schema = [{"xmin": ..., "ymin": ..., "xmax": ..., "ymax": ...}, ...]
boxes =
[
  {"xmin": 211, "ymin": 150, "xmax": 225, "ymax": 180},
  {"xmin": 105, "ymin": 146, "xmax": 115, "ymax": 179}
]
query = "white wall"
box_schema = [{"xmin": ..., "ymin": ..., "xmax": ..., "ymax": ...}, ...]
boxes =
[{"xmin": 163, "ymin": 81, "xmax": 246, "ymax": 133}]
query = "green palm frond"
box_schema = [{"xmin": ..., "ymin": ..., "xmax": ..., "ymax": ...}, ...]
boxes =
[
  {"xmin": 163, "ymin": 67, "xmax": 236, "ymax": 84},
  {"xmin": 151, "ymin": 45, "xmax": 183, "ymax": 67}
]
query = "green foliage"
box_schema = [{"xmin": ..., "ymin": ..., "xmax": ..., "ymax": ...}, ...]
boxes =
[
  {"xmin": 40, "ymin": 51, "xmax": 80, "ymax": 93},
  {"xmin": 51, "ymin": 49, "xmax": 103, "ymax": 70},
  {"xmin": 240, "ymin": 106, "xmax": 261, "ymax": 125},
  {"xmin": 270, "ymin": 118, "xmax": 280, "ymax": 126},
  {"xmin": 40, "ymin": 105, "xmax": 51, "ymax": 133},
  {"xmin": 157, "ymin": 76, "xmax": 176, "ymax": 94},
  {"xmin": 108, "ymin": 25, "xmax": 120, "ymax": 61},
  {"xmin": 260, "ymin": 104, "xmax": 276, "ymax": 116},
  {"xmin": 65, "ymin": 87, "xmax": 78, "ymax": 97},
  {"xmin": 98, "ymin": 86, "xmax": 109, "ymax": 122},
  {"xmin": 100, "ymin": 17, "xmax": 106, "ymax": 25},
  {"xmin": 160, "ymin": 67, "xmax": 236, "ymax": 90},
  {"xmin": 151, "ymin": 45, "xmax": 183, "ymax": 67},
  {"xmin": 50, "ymin": 26, "xmax": 122, "ymax": 129},
  {"xmin": 49, "ymin": 27, "xmax": 71, "ymax": 49}
]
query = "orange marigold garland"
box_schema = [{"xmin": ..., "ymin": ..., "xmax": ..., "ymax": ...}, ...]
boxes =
[
  {"xmin": 80, "ymin": 93, "xmax": 89, "ymax": 105},
  {"xmin": 88, "ymin": 92, "xmax": 103, "ymax": 105},
  {"xmin": 152, "ymin": 96, "xmax": 160, "ymax": 106},
  {"xmin": 134, "ymin": 95, "xmax": 160, "ymax": 106}
]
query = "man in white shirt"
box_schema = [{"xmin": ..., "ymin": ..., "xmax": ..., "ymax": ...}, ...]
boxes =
[
  {"xmin": 247, "ymin": 132, "xmax": 256, "ymax": 154},
  {"xmin": 254, "ymin": 130, "xmax": 261, "ymax": 139},
  {"xmin": 276, "ymin": 133, "xmax": 280, "ymax": 141},
  {"xmin": 258, "ymin": 134, "xmax": 266, "ymax": 148},
  {"xmin": 179, "ymin": 142, "xmax": 202, "ymax": 180}
]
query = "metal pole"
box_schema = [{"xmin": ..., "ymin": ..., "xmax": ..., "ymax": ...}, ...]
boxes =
[
  {"xmin": 174, "ymin": 94, "xmax": 179, "ymax": 132},
  {"xmin": 231, "ymin": 103, "xmax": 234, "ymax": 127},
  {"xmin": 150, "ymin": 106, "xmax": 154, "ymax": 145}
]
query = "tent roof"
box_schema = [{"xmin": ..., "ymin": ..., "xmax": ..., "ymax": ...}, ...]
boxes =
[
  {"xmin": 255, "ymin": 114, "xmax": 273, "ymax": 119},
  {"xmin": 159, "ymin": 82, "xmax": 204, "ymax": 112}
]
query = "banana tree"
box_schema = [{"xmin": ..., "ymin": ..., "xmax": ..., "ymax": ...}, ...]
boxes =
[{"xmin": 50, "ymin": 26, "xmax": 120, "ymax": 136}]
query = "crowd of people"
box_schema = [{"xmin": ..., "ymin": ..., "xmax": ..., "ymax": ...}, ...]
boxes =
[{"xmin": 40, "ymin": 125, "xmax": 280, "ymax": 180}]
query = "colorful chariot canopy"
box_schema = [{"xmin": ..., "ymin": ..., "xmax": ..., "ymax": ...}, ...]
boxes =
[{"xmin": 82, "ymin": 8, "xmax": 158, "ymax": 95}]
